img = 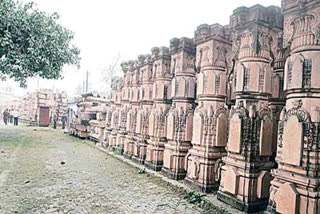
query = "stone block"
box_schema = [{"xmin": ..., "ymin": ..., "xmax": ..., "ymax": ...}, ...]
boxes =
[
  {"xmin": 275, "ymin": 183, "xmax": 299, "ymax": 214},
  {"xmin": 228, "ymin": 114, "xmax": 242, "ymax": 153},
  {"xmin": 215, "ymin": 113, "xmax": 228, "ymax": 147},
  {"xmin": 311, "ymin": 53, "xmax": 320, "ymax": 88},
  {"xmin": 259, "ymin": 117, "xmax": 273, "ymax": 156},
  {"xmin": 257, "ymin": 171, "xmax": 272, "ymax": 199},
  {"xmin": 282, "ymin": 116, "xmax": 303, "ymax": 166},
  {"xmin": 223, "ymin": 166, "xmax": 239, "ymax": 195},
  {"xmin": 192, "ymin": 113, "xmax": 202, "ymax": 144}
]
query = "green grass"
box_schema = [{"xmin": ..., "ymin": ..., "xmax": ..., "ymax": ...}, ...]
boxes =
[{"xmin": 1, "ymin": 135, "xmax": 31, "ymax": 146}]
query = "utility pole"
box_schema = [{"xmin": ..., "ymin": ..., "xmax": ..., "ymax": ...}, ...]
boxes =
[{"xmin": 86, "ymin": 70, "xmax": 89, "ymax": 93}]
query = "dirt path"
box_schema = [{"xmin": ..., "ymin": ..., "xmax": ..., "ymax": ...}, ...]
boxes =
[{"xmin": 0, "ymin": 124, "xmax": 206, "ymax": 214}]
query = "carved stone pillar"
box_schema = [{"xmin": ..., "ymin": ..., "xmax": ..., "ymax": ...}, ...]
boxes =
[
  {"xmin": 267, "ymin": 1, "xmax": 320, "ymax": 213},
  {"xmin": 109, "ymin": 77, "xmax": 123, "ymax": 149},
  {"xmin": 132, "ymin": 54, "xmax": 154, "ymax": 164},
  {"xmin": 115, "ymin": 62, "xmax": 130, "ymax": 154},
  {"xmin": 184, "ymin": 24, "xmax": 231, "ymax": 191},
  {"xmin": 124, "ymin": 60, "xmax": 141, "ymax": 159},
  {"xmin": 104, "ymin": 77, "xmax": 120, "ymax": 147},
  {"xmin": 145, "ymin": 47, "xmax": 172, "ymax": 171},
  {"xmin": 123, "ymin": 61, "xmax": 133, "ymax": 156},
  {"xmin": 101, "ymin": 98, "xmax": 110, "ymax": 147},
  {"xmin": 269, "ymin": 32, "xmax": 286, "ymax": 160},
  {"xmin": 161, "ymin": 37, "xmax": 196, "ymax": 180},
  {"xmin": 217, "ymin": 5, "xmax": 283, "ymax": 212}
]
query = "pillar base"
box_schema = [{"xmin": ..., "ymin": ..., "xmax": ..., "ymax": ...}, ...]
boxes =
[
  {"xmin": 123, "ymin": 152, "xmax": 133, "ymax": 160},
  {"xmin": 184, "ymin": 177, "xmax": 219, "ymax": 193},
  {"xmin": 161, "ymin": 166, "xmax": 186, "ymax": 180},
  {"xmin": 144, "ymin": 160, "xmax": 163, "ymax": 171},
  {"xmin": 217, "ymin": 191, "xmax": 268, "ymax": 213},
  {"xmin": 132, "ymin": 155, "xmax": 145, "ymax": 165},
  {"xmin": 265, "ymin": 206, "xmax": 277, "ymax": 214},
  {"xmin": 114, "ymin": 146, "xmax": 124, "ymax": 155},
  {"xmin": 132, "ymin": 140, "xmax": 147, "ymax": 165}
]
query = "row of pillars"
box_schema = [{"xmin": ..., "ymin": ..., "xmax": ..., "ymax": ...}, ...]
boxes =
[{"xmin": 94, "ymin": 2, "xmax": 320, "ymax": 213}]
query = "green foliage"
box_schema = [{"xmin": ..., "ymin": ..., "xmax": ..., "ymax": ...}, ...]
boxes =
[
  {"xmin": 0, "ymin": 0, "xmax": 80, "ymax": 87},
  {"xmin": 138, "ymin": 168, "xmax": 146, "ymax": 174},
  {"xmin": 184, "ymin": 191, "xmax": 230, "ymax": 214},
  {"xmin": 184, "ymin": 191, "xmax": 206, "ymax": 204}
]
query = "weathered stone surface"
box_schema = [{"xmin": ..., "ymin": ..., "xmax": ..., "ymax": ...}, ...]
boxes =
[
  {"xmin": 259, "ymin": 116, "xmax": 273, "ymax": 156},
  {"xmin": 282, "ymin": 116, "xmax": 303, "ymax": 166},
  {"xmin": 228, "ymin": 114, "xmax": 242, "ymax": 153},
  {"xmin": 275, "ymin": 183, "xmax": 299, "ymax": 214},
  {"xmin": 223, "ymin": 166, "xmax": 239, "ymax": 195}
]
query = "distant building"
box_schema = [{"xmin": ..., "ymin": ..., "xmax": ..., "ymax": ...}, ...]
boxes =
[{"xmin": 10, "ymin": 89, "xmax": 68, "ymax": 127}]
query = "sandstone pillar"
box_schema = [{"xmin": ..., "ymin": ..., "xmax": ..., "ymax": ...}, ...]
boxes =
[
  {"xmin": 267, "ymin": 1, "xmax": 320, "ymax": 213},
  {"xmin": 162, "ymin": 37, "xmax": 196, "ymax": 180},
  {"xmin": 115, "ymin": 62, "xmax": 130, "ymax": 154},
  {"xmin": 103, "ymin": 101, "xmax": 114, "ymax": 147},
  {"xmin": 132, "ymin": 54, "xmax": 154, "ymax": 164},
  {"xmin": 184, "ymin": 24, "xmax": 231, "ymax": 192},
  {"xmin": 217, "ymin": 5, "xmax": 283, "ymax": 212},
  {"xmin": 124, "ymin": 61, "xmax": 141, "ymax": 159},
  {"xmin": 104, "ymin": 77, "xmax": 121, "ymax": 148},
  {"xmin": 109, "ymin": 77, "xmax": 123, "ymax": 149},
  {"xmin": 145, "ymin": 47, "xmax": 172, "ymax": 171}
]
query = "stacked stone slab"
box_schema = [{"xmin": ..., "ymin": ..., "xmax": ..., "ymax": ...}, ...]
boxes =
[
  {"xmin": 162, "ymin": 37, "xmax": 196, "ymax": 180},
  {"xmin": 87, "ymin": 97, "xmax": 109, "ymax": 144},
  {"xmin": 184, "ymin": 24, "xmax": 231, "ymax": 192},
  {"xmin": 132, "ymin": 55, "xmax": 154, "ymax": 164},
  {"xmin": 144, "ymin": 47, "xmax": 172, "ymax": 171},
  {"xmin": 217, "ymin": 5, "xmax": 284, "ymax": 212},
  {"xmin": 74, "ymin": 93, "xmax": 97, "ymax": 138},
  {"xmin": 55, "ymin": 91, "xmax": 68, "ymax": 124},
  {"xmin": 267, "ymin": 1, "xmax": 320, "ymax": 214}
]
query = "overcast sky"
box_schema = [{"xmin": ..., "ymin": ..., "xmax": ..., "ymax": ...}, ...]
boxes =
[{"xmin": 10, "ymin": 0, "xmax": 281, "ymax": 97}]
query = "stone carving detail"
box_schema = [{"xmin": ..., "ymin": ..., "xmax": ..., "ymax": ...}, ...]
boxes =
[
  {"xmin": 297, "ymin": 0, "xmax": 307, "ymax": 9},
  {"xmin": 316, "ymin": 24, "xmax": 320, "ymax": 40},
  {"xmin": 141, "ymin": 110, "xmax": 150, "ymax": 137},
  {"xmin": 112, "ymin": 111, "xmax": 119, "ymax": 128},
  {"xmin": 252, "ymin": 30, "xmax": 261, "ymax": 54},
  {"xmin": 130, "ymin": 109, "xmax": 137, "ymax": 133},
  {"xmin": 106, "ymin": 107, "xmax": 114, "ymax": 127},
  {"xmin": 278, "ymin": 100, "xmax": 311, "ymax": 148},
  {"xmin": 285, "ymin": 14, "xmax": 318, "ymax": 50},
  {"xmin": 120, "ymin": 107, "xmax": 128, "ymax": 129},
  {"xmin": 170, "ymin": 106, "xmax": 194, "ymax": 136},
  {"xmin": 214, "ymin": 46, "xmax": 227, "ymax": 67}
]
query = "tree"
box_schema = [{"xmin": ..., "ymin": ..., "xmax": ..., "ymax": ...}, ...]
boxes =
[
  {"xmin": 100, "ymin": 53, "xmax": 121, "ymax": 92},
  {"xmin": 0, "ymin": 0, "xmax": 80, "ymax": 87}
]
